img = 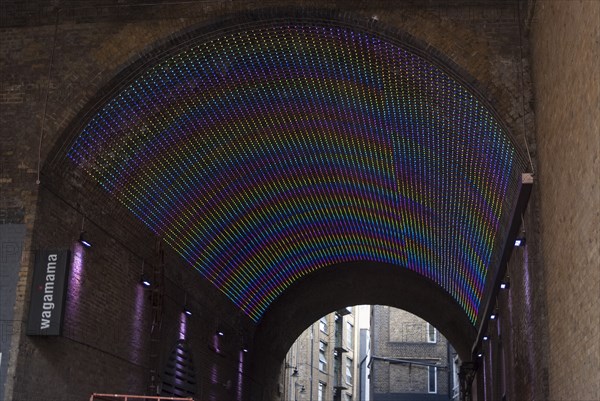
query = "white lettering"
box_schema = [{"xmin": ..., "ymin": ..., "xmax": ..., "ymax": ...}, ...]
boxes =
[
  {"xmin": 38, "ymin": 253, "xmax": 61, "ymax": 331},
  {"xmin": 47, "ymin": 262, "xmax": 56, "ymax": 274}
]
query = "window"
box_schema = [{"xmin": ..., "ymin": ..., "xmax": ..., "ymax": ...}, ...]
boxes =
[
  {"xmin": 319, "ymin": 341, "xmax": 328, "ymax": 372},
  {"xmin": 320, "ymin": 317, "xmax": 328, "ymax": 334},
  {"xmin": 346, "ymin": 321, "xmax": 353, "ymax": 348},
  {"xmin": 346, "ymin": 358, "xmax": 353, "ymax": 384},
  {"xmin": 318, "ymin": 382, "xmax": 326, "ymax": 401},
  {"xmin": 427, "ymin": 323, "xmax": 436, "ymax": 343},
  {"xmin": 428, "ymin": 366, "xmax": 437, "ymax": 393}
]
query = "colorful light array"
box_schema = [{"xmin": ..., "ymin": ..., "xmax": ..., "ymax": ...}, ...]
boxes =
[{"xmin": 68, "ymin": 22, "xmax": 527, "ymax": 324}]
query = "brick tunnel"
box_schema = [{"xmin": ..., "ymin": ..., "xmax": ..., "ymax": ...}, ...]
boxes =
[{"xmin": 1, "ymin": 2, "xmax": 598, "ymax": 401}]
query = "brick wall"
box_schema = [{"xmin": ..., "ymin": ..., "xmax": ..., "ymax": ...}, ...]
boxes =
[
  {"xmin": 7, "ymin": 173, "xmax": 254, "ymax": 401},
  {"xmin": 371, "ymin": 306, "xmax": 451, "ymax": 400},
  {"xmin": 485, "ymin": 196, "xmax": 550, "ymax": 401},
  {"xmin": 530, "ymin": 1, "xmax": 600, "ymax": 400},
  {"xmin": 0, "ymin": 2, "xmax": 544, "ymax": 400},
  {"xmin": 0, "ymin": 225, "xmax": 26, "ymax": 399}
]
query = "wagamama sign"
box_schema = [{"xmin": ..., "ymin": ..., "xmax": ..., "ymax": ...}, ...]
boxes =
[{"xmin": 26, "ymin": 250, "xmax": 70, "ymax": 336}]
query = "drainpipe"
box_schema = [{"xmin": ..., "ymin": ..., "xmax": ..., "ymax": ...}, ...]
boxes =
[
  {"xmin": 310, "ymin": 323, "xmax": 314, "ymax": 401},
  {"xmin": 358, "ymin": 354, "xmax": 369, "ymax": 401}
]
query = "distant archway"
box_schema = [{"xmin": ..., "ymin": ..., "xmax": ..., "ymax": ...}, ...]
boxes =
[{"xmin": 250, "ymin": 262, "xmax": 476, "ymax": 399}]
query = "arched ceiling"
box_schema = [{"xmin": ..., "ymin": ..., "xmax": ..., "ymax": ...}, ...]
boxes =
[{"xmin": 65, "ymin": 15, "xmax": 529, "ymax": 326}]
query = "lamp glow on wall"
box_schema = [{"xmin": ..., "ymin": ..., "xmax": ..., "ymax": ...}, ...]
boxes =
[{"xmin": 66, "ymin": 18, "xmax": 530, "ymax": 325}]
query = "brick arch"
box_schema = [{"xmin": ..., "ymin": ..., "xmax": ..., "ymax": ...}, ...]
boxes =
[
  {"xmin": 39, "ymin": 5, "xmax": 530, "ymax": 340},
  {"xmin": 43, "ymin": 6, "xmax": 528, "ymax": 170},
  {"xmin": 249, "ymin": 262, "xmax": 476, "ymax": 400},
  {"xmin": 33, "ymin": 10, "xmax": 530, "ymax": 398},
  {"xmin": 1, "ymin": 4, "xmax": 545, "ymax": 401}
]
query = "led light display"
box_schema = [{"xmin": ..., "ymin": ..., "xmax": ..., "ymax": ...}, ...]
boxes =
[{"xmin": 67, "ymin": 22, "xmax": 528, "ymax": 324}]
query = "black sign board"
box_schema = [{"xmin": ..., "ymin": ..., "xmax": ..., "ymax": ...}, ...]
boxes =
[{"xmin": 26, "ymin": 250, "xmax": 70, "ymax": 336}]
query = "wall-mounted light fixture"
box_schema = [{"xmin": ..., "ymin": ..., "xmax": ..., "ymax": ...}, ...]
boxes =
[
  {"xmin": 500, "ymin": 280, "xmax": 510, "ymax": 290},
  {"xmin": 78, "ymin": 215, "xmax": 92, "ymax": 248},
  {"xmin": 78, "ymin": 231, "xmax": 92, "ymax": 248},
  {"xmin": 514, "ymin": 237, "xmax": 526, "ymax": 247},
  {"xmin": 140, "ymin": 260, "xmax": 151, "ymax": 287},
  {"xmin": 183, "ymin": 293, "xmax": 192, "ymax": 316}
]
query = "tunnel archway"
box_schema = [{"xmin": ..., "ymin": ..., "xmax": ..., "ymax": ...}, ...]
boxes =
[
  {"xmin": 250, "ymin": 262, "xmax": 476, "ymax": 399},
  {"xmin": 41, "ymin": 8, "xmax": 532, "ymax": 400}
]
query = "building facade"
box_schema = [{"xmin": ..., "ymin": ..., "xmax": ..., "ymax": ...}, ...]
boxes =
[
  {"xmin": 370, "ymin": 306, "xmax": 459, "ymax": 401},
  {"xmin": 358, "ymin": 327, "xmax": 371, "ymax": 401},
  {"xmin": 281, "ymin": 307, "xmax": 362, "ymax": 401}
]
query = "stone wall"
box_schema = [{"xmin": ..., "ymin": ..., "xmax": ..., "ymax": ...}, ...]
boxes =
[{"xmin": 530, "ymin": 1, "xmax": 600, "ymax": 400}]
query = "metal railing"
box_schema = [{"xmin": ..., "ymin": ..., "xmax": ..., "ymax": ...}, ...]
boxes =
[{"xmin": 89, "ymin": 394, "xmax": 193, "ymax": 401}]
